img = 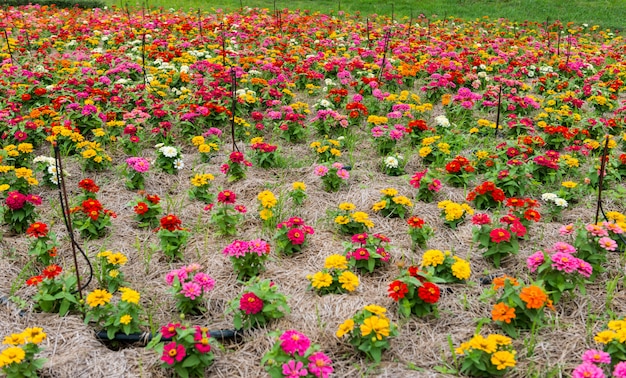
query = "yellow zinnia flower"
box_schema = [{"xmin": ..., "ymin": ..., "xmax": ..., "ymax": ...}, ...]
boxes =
[
  {"xmin": 86, "ymin": 289, "xmax": 113, "ymax": 307},
  {"xmin": 119, "ymin": 287, "xmax": 140, "ymax": 304},
  {"xmin": 334, "ymin": 215, "xmax": 350, "ymax": 225},
  {"xmin": 310, "ymin": 272, "xmax": 333, "ymax": 289},
  {"xmin": 380, "ymin": 188, "xmax": 398, "ymax": 197},
  {"xmin": 292, "ymin": 182, "xmax": 306, "ymax": 191},
  {"xmin": 324, "ymin": 254, "xmax": 348, "ymax": 270},
  {"xmin": 338, "ymin": 271, "xmax": 359, "ymax": 292},
  {"xmin": 338, "ymin": 202, "xmax": 356, "ymax": 211},
  {"xmin": 491, "ymin": 350, "xmax": 516, "ymax": 370},
  {"xmin": 360, "ymin": 315, "xmax": 390, "ymax": 340},
  {"xmin": 0, "ymin": 346, "xmax": 25, "ymax": 365},
  {"xmin": 363, "ymin": 304, "xmax": 387, "ymax": 316},
  {"xmin": 120, "ymin": 315, "xmax": 132, "ymax": 325},
  {"xmin": 336, "ymin": 319, "xmax": 355, "ymax": 337},
  {"xmin": 107, "ymin": 252, "xmax": 128, "ymax": 266},
  {"xmin": 372, "ymin": 200, "xmax": 387, "ymax": 212},
  {"xmin": 21, "ymin": 327, "xmax": 46, "ymax": 344}
]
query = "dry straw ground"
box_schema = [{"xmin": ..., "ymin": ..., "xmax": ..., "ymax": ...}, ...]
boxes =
[{"xmin": 3, "ymin": 106, "xmax": 626, "ymax": 377}]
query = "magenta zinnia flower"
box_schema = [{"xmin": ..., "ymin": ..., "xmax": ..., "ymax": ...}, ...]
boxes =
[
  {"xmin": 550, "ymin": 252, "xmax": 579, "ymax": 273},
  {"xmin": 614, "ymin": 362, "xmax": 626, "ymax": 378},
  {"xmin": 527, "ymin": 251, "xmax": 545, "ymax": 273},
  {"xmin": 551, "ymin": 242, "xmax": 577, "ymax": 254},
  {"xmin": 161, "ymin": 342, "xmax": 186, "ymax": 365},
  {"xmin": 181, "ymin": 282, "xmax": 202, "ymax": 300},
  {"xmin": 161, "ymin": 323, "xmax": 184, "ymax": 338},
  {"xmin": 581, "ymin": 349, "xmax": 611, "ymax": 364},
  {"xmin": 282, "ymin": 360, "xmax": 308, "ymax": 378},
  {"xmin": 287, "ymin": 228, "xmax": 306, "ymax": 245},
  {"xmin": 193, "ymin": 273, "xmax": 215, "ymax": 291},
  {"xmin": 279, "ymin": 330, "xmax": 311, "ymax": 356},
  {"xmin": 571, "ymin": 362, "xmax": 605, "ymax": 378},
  {"xmin": 308, "ymin": 352, "xmax": 333, "ymax": 378},
  {"xmin": 5, "ymin": 191, "xmax": 27, "ymax": 210}
]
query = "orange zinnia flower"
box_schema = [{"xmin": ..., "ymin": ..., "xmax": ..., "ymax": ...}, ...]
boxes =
[
  {"xmin": 520, "ymin": 286, "xmax": 548, "ymax": 309},
  {"xmin": 492, "ymin": 302, "xmax": 516, "ymax": 324},
  {"xmin": 492, "ymin": 275, "xmax": 519, "ymax": 290}
]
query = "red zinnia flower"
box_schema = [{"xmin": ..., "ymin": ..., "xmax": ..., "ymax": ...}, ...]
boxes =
[
  {"xmin": 26, "ymin": 222, "xmax": 48, "ymax": 238},
  {"xmin": 160, "ymin": 214, "xmax": 182, "ymax": 231},
  {"xmin": 239, "ymin": 292, "xmax": 264, "ymax": 314},
  {"xmin": 407, "ymin": 216, "xmax": 425, "ymax": 228},
  {"xmin": 471, "ymin": 213, "xmax": 491, "ymax": 225},
  {"xmin": 146, "ymin": 194, "xmax": 160, "ymax": 204},
  {"xmin": 134, "ymin": 202, "xmax": 149, "ymax": 215},
  {"xmin": 352, "ymin": 248, "xmax": 369, "ymax": 260},
  {"xmin": 388, "ymin": 280, "xmax": 408, "ymax": 301},
  {"xmin": 229, "ymin": 151, "xmax": 245, "ymax": 163},
  {"xmin": 81, "ymin": 199, "xmax": 103, "ymax": 213},
  {"xmin": 445, "ymin": 161, "xmax": 461, "ymax": 173},
  {"xmin": 489, "ymin": 228, "xmax": 511, "ymax": 243},
  {"xmin": 42, "ymin": 264, "xmax": 62, "ymax": 279},
  {"xmin": 524, "ymin": 209, "xmax": 541, "ymax": 222},
  {"xmin": 417, "ymin": 282, "xmax": 440, "ymax": 304},
  {"xmin": 87, "ymin": 210, "xmax": 100, "ymax": 221},
  {"xmin": 26, "ymin": 275, "xmax": 43, "ymax": 286},
  {"xmin": 287, "ymin": 228, "xmax": 306, "ymax": 245},
  {"xmin": 217, "ymin": 190, "xmax": 236, "ymax": 204},
  {"xmin": 78, "ymin": 178, "xmax": 99, "ymax": 193}
]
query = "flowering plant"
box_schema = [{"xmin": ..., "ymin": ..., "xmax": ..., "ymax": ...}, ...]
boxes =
[
  {"xmin": 222, "ymin": 239, "xmax": 271, "ymax": 281},
  {"xmin": 343, "ymin": 233, "xmax": 392, "ymax": 273},
  {"xmin": 166, "ymin": 264, "xmax": 215, "ymax": 315},
  {"xmin": 128, "ymin": 192, "xmax": 162, "ymax": 228},
  {"xmin": 250, "ymin": 137, "xmax": 280, "ymax": 168},
  {"xmin": 540, "ymin": 192, "xmax": 568, "ymax": 221},
  {"xmin": 381, "ymin": 153, "xmax": 406, "ymax": 176},
  {"xmin": 420, "ymin": 249, "xmax": 471, "ymax": 283},
  {"xmin": 274, "ymin": 217, "xmax": 314, "ymax": 256},
  {"xmin": 220, "ymin": 151, "xmax": 251, "ymax": 182},
  {"xmin": 530, "ymin": 151, "xmax": 561, "ymax": 184},
  {"xmin": 370, "ymin": 124, "xmax": 406, "ymax": 155},
  {"xmin": 444, "ymin": 155, "xmax": 475, "ymax": 188},
  {"xmin": 156, "ymin": 214, "xmax": 190, "ymax": 260},
  {"xmin": 472, "ymin": 213, "xmax": 526, "ymax": 267},
  {"xmin": 26, "ymin": 222, "xmax": 59, "ymax": 266},
  {"xmin": 466, "ymin": 181, "xmax": 506, "ymax": 210},
  {"xmin": 335, "ymin": 304, "xmax": 398, "ymax": 363},
  {"xmin": 27, "ymin": 265, "xmax": 78, "ymax": 316},
  {"xmin": 33, "ymin": 155, "xmax": 62, "ymax": 187},
  {"xmin": 227, "ymin": 278, "xmax": 290, "ymax": 330},
  {"xmin": 437, "ymin": 200, "xmax": 474, "ymax": 229},
  {"xmin": 84, "ymin": 287, "xmax": 147, "ymax": 339},
  {"xmin": 154, "ymin": 143, "xmax": 184, "ymax": 174},
  {"xmin": 70, "ymin": 196, "xmax": 116, "ymax": 239},
  {"xmin": 309, "ymin": 137, "xmax": 343, "ymax": 163},
  {"xmin": 94, "ymin": 250, "xmax": 128, "ymax": 293},
  {"xmin": 0, "ymin": 166, "xmax": 38, "ymax": 194},
  {"xmin": 371, "ymin": 187, "xmax": 413, "ymax": 219},
  {"xmin": 314, "ymin": 162, "xmax": 350, "ymax": 192},
  {"xmin": 3, "ymin": 191, "xmax": 42, "ymax": 234},
  {"xmin": 527, "ymin": 241, "xmax": 592, "ymax": 303},
  {"xmin": 188, "ymin": 173, "xmax": 215, "ymax": 204},
  {"xmin": 0, "ymin": 327, "xmax": 47, "ymax": 378},
  {"xmin": 76, "ymin": 141, "xmax": 112, "ymax": 172},
  {"xmin": 388, "ymin": 266, "xmax": 441, "ymax": 317},
  {"xmin": 257, "ymin": 190, "xmax": 278, "ymax": 229},
  {"xmin": 485, "ymin": 276, "xmax": 553, "ymax": 338},
  {"xmin": 147, "ymin": 323, "xmax": 216, "ymax": 378},
  {"xmin": 261, "ymin": 329, "xmax": 334, "ymax": 378},
  {"xmin": 594, "ymin": 317, "xmax": 626, "ymax": 370},
  {"xmin": 455, "ymin": 333, "xmax": 516, "ymax": 377},
  {"xmin": 192, "ymin": 131, "xmax": 221, "ymax": 163},
  {"xmin": 569, "ymin": 221, "xmax": 623, "ymax": 279},
  {"xmin": 76, "ymin": 178, "xmax": 99, "ymax": 200},
  {"xmin": 207, "ymin": 190, "xmax": 246, "ymax": 236},
  {"xmin": 504, "ymin": 197, "xmax": 541, "ymax": 227},
  {"xmin": 289, "ymin": 181, "xmax": 307, "ymax": 206},
  {"xmin": 409, "ymin": 169, "xmax": 442, "ymax": 203},
  {"xmin": 307, "ymin": 254, "xmax": 360, "ymax": 295},
  {"xmin": 406, "ymin": 216, "xmax": 434, "ymax": 250},
  {"xmin": 331, "ymin": 202, "xmax": 374, "ymax": 235},
  {"xmin": 123, "ymin": 157, "xmax": 150, "ymax": 190}
]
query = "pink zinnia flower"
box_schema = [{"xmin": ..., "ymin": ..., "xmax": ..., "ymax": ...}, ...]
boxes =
[
  {"xmin": 586, "ymin": 224, "xmax": 609, "ymax": 237},
  {"xmin": 217, "ymin": 190, "xmax": 236, "ymax": 204},
  {"xmin": 235, "ymin": 204, "xmax": 247, "ymax": 213},
  {"xmin": 239, "ymin": 292, "xmax": 263, "ymax": 314},
  {"xmin": 314, "ymin": 165, "xmax": 329, "ymax": 176},
  {"xmin": 527, "ymin": 251, "xmax": 545, "ymax": 273},
  {"xmin": 161, "ymin": 342, "xmax": 186, "ymax": 365},
  {"xmin": 331, "ymin": 162, "xmax": 344, "ymax": 170},
  {"xmin": 308, "ymin": 352, "xmax": 333, "ymax": 378},
  {"xmin": 598, "ymin": 237, "xmax": 617, "ymax": 251},
  {"xmin": 193, "ymin": 326, "xmax": 212, "ymax": 353},
  {"xmin": 571, "ymin": 362, "xmax": 605, "ymax": 378},
  {"xmin": 428, "ymin": 179, "xmax": 442, "ymax": 192},
  {"xmin": 614, "ymin": 362, "xmax": 626, "ymax": 378},
  {"xmin": 160, "ymin": 323, "xmax": 184, "ymax": 338},
  {"xmin": 5, "ymin": 191, "xmax": 27, "ymax": 210},
  {"xmin": 559, "ymin": 223, "xmax": 575, "ymax": 236},
  {"xmin": 279, "ymin": 330, "xmax": 311, "ymax": 356},
  {"xmin": 351, "ymin": 248, "xmax": 370, "ymax": 260},
  {"xmin": 605, "ymin": 222, "xmax": 624, "ymax": 234},
  {"xmin": 220, "ymin": 164, "xmax": 230, "ymax": 174},
  {"xmin": 551, "ymin": 242, "xmax": 576, "ymax": 254},
  {"xmin": 337, "ymin": 169, "xmax": 350, "ymax": 179},
  {"xmin": 282, "ymin": 360, "xmax": 308, "ymax": 378},
  {"xmin": 193, "ymin": 273, "xmax": 215, "ymax": 291},
  {"xmin": 351, "ymin": 233, "xmax": 368, "ymax": 244},
  {"xmin": 550, "ymin": 252, "xmax": 579, "ymax": 273},
  {"xmin": 26, "ymin": 194, "xmax": 42, "ymax": 206},
  {"xmin": 409, "ymin": 169, "xmax": 427, "ymax": 188},
  {"xmin": 581, "ymin": 349, "xmax": 611, "ymax": 365},
  {"xmin": 287, "ymin": 228, "xmax": 306, "ymax": 245},
  {"xmin": 181, "ymin": 281, "xmax": 202, "ymax": 300},
  {"xmin": 249, "ymin": 239, "xmax": 270, "ymax": 256},
  {"xmin": 577, "ymin": 260, "xmax": 593, "ymax": 278}
]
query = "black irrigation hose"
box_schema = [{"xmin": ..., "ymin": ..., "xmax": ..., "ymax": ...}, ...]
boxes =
[
  {"xmin": 53, "ymin": 144, "xmax": 93, "ymax": 295},
  {"xmin": 94, "ymin": 329, "xmax": 244, "ymax": 344}
]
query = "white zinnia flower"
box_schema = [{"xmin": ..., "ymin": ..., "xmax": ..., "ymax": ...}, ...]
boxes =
[
  {"xmin": 384, "ymin": 156, "xmax": 399, "ymax": 169},
  {"xmin": 554, "ymin": 198, "xmax": 568, "ymax": 208},
  {"xmin": 159, "ymin": 146, "xmax": 178, "ymax": 158},
  {"xmin": 174, "ymin": 159, "xmax": 184, "ymax": 170},
  {"xmin": 435, "ymin": 115, "xmax": 450, "ymax": 128},
  {"xmin": 541, "ymin": 193, "xmax": 558, "ymax": 201}
]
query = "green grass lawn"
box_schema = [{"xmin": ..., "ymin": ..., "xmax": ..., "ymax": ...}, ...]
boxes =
[{"xmin": 111, "ymin": 0, "xmax": 626, "ymax": 30}]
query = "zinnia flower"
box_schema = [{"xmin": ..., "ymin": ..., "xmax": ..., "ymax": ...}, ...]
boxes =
[
  {"xmin": 571, "ymin": 362, "xmax": 605, "ymax": 378},
  {"xmin": 417, "ymin": 282, "xmax": 440, "ymax": 304},
  {"xmin": 490, "ymin": 350, "xmax": 516, "ymax": 370},
  {"xmin": 239, "ymin": 292, "xmax": 263, "ymax": 314},
  {"xmin": 519, "ymin": 286, "xmax": 548, "ymax": 309},
  {"xmin": 86, "ymin": 289, "xmax": 112, "ymax": 307},
  {"xmin": 26, "ymin": 222, "xmax": 48, "ymax": 238},
  {"xmin": 282, "ymin": 360, "xmax": 308, "ymax": 378},
  {"xmin": 388, "ymin": 280, "xmax": 408, "ymax": 301},
  {"xmin": 581, "ymin": 349, "xmax": 611, "ymax": 365},
  {"xmin": 42, "ymin": 264, "xmax": 62, "ymax": 279},
  {"xmin": 161, "ymin": 342, "xmax": 186, "ymax": 365},
  {"xmin": 217, "ymin": 190, "xmax": 236, "ymax": 204},
  {"xmin": 492, "ymin": 302, "xmax": 516, "ymax": 324},
  {"xmin": 279, "ymin": 330, "xmax": 311, "ymax": 356},
  {"xmin": 308, "ymin": 352, "xmax": 333, "ymax": 378},
  {"xmin": 287, "ymin": 228, "xmax": 306, "ymax": 245},
  {"xmin": 489, "ymin": 228, "xmax": 511, "ymax": 243},
  {"xmin": 360, "ymin": 315, "xmax": 390, "ymax": 340}
]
